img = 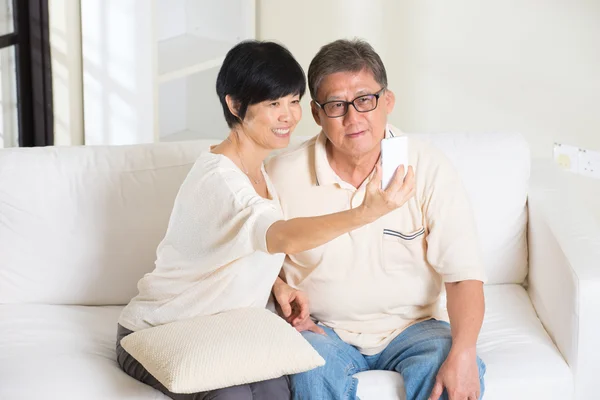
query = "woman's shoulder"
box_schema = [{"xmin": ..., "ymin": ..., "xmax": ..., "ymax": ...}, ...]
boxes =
[
  {"xmin": 188, "ymin": 151, "xmax": 243, "ymax": 181},
  {"xmin": 183, "ymin": 151, "xmax": 260, "ymax": 203}
]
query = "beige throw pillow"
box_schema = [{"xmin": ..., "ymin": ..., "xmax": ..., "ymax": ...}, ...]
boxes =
[{"xmin": 120, "ymin": 307, "xmax": 325, "ymax": 393}]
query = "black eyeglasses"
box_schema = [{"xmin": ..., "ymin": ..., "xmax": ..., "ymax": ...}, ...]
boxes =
[{"xmin": 314, "ymin": 88, "xmax": 386, "ymax": 118}]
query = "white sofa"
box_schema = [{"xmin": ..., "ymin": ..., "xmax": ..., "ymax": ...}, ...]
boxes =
[{"xmin": 0, "ymin": 132, "xmax": 598, "ymax": 400}]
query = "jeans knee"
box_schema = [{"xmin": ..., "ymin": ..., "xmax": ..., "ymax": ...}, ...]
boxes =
[
  {"xmin": 293, "ymin": 331, "xmax": 359, "ymax": 386},
  {"xmin": 291, "ymin": 333, "xmax": 330, "ymax": 385},
  {"xmin": 290, "ymin": 364, "xmax": 321, "ymax": 386},
  {"xmin": 300, "ymin": 331, "xmax": 341, "ymax": 364},
  {"xmin": 423, "ymin": 336, "xmax": 453, "ymax": 369}
]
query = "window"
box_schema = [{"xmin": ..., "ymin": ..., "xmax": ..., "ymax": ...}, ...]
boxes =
[{"xmin": 0, "ymin": 0, "xmax": 52, "ymax": 148}]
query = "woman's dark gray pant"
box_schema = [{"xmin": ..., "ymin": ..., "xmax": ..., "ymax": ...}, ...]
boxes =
[{"xmin": 116, "ymin": 324, "xmax": 290, "ymax": 400}]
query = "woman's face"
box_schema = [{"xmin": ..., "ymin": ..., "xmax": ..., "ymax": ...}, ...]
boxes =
[{"xmin": 241, "ymin": 94, "xmax": 302, "ymax": 150}]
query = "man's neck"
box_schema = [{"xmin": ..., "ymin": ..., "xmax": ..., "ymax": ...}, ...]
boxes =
[{"xmin": 327, "ymin": 142, "xmax": 380, "ymax": 189}]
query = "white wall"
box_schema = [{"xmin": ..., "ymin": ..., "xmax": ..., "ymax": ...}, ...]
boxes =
[
  {"xmin": 81, "ymin": 0, "xmax": 157, "ymax": 145},
  {"xmin": 256, "ymin": 0, "xmax": 389, "ymax": 143},
  {"xmin": 257, "ymin": 0, "xmax": 600, "ymax": 159},
  {"xmin": 49, "ymin": 0, "xmax": 84, "ymax": 145}
]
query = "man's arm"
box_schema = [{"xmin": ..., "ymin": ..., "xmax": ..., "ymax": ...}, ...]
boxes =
[
  {"xmin": 446, "ymin": 280, "xmax": 484, "ymax": 351},
  {"xmin": 429, "ymin": 280, "xmax": 484, "ymax": 400}
]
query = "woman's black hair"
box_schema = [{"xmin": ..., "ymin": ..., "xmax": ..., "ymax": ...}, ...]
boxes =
[{"xmin": 216, "ymin": 40, "xmax": 306, "ymax": 128}]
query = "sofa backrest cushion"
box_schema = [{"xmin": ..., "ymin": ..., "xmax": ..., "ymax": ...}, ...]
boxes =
[
  {"xmin": 409, "ymin": 132, "xmax": 530, "ymax": 285},
  {"xmin": 0, "ymin": 132, "xmax": 529, "ymax": 305},
  {"xmin": 0, "ymin": 141, "xmax": 214, "ymax": 305}
]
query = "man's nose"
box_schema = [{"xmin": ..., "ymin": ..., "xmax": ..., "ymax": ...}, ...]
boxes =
[{"xmin": 343, "ymin": 103, "xmax": 361, "ymax": 124}]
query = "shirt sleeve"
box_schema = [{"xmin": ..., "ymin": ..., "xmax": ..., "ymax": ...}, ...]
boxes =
[
  {"xmin": 421, "ymin": 147, "xmax": 487, "ymax": 283},
  {"xmin": 157, "ymin": 158, "xmax": 283, "ymax": 271}
]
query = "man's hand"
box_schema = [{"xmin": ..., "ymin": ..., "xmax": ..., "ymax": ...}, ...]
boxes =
[
  {"xmin": 429, "ymin": 347, "xmax": 480, "ymax": 400},
  {"xmin": 272, "ymin": 279, "xmax": 325, "ymax": 335}
]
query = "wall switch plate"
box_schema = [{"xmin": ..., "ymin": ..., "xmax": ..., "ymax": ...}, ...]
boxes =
[{"xmin": 578, "ymin": 148, "xmax": 600, "ymax": 179}]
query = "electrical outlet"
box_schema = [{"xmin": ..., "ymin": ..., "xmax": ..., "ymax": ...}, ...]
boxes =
[
  {"xmin": 553, "ymin": 143, "xmax": 579, "ymax": 173},
  {"xmin": 578, "ymin": 148, "xmax": 600, "ymax": 179}
]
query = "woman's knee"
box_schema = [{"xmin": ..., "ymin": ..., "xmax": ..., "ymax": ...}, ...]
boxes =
[
  {"xmin": 205, "ymin": 377, "xmax": 290, "ymax": 400},
  {"xmin": 203, "ymin": 384, "xmax": 253, "ymax": 400},
  {"xmin": 249, "ymin": 376, "xmax": 290, "ymax": 399}
]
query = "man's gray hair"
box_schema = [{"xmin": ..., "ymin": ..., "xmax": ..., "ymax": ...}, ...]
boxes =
[{"xmin": 308, "ymin": 39, "xmax": 388, "ymax": 100}]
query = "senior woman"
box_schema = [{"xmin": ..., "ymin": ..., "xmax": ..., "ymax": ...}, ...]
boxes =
[{"xmin": 116, "ymin": 40, "xmax": 415, "ymax": 400}]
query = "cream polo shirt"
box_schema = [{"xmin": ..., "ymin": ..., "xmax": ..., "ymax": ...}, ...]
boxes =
[
  {"xmin": 119, "ymin": 151, "xmax": 285, "ymax": 332},
  {"xmin": 266, "ymin": 125, "xmax": 486, "ymax": 355}
]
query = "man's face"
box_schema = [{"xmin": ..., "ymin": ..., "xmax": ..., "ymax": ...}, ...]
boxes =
[{"xmin": 311, "ymin": 68, "xmax": 395, "ymax": 159}]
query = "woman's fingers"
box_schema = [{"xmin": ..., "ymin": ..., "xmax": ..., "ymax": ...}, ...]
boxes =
[
  {"xmin": 386, "ymin": 164, "xmax": 406, "ymax": 193},
  {"xmin": 366, "ymin": 163, "xmax": 383, "ymax": 191}
]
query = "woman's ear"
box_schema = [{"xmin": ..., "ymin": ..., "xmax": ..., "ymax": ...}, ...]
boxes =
[{"xmin": 225, "ymin": 95, "xmax": 241, "ymax": 119}]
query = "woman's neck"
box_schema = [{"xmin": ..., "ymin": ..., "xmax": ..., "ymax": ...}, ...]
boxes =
[
  {"xmin": 210, "ymin": 129, "xmax": 270, "ymax": 186},
  {"xmin": 228, "ymin": 131, "xmax": 269, "ymax": 171}
]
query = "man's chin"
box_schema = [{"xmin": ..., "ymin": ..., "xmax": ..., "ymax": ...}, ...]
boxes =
[{"xmin": 343, "ymin": 136, "xmax": 379, "ymax": 156}]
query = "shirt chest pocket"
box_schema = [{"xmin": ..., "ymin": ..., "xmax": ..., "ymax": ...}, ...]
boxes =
[{"xmin": 381, "ymin": 227, "xmax": 427, "ymax": 271}]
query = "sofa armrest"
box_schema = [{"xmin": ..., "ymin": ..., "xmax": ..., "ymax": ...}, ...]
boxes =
[{"xmin": 527, "ymin": 160, "xmax": 600, "ymax": 400}]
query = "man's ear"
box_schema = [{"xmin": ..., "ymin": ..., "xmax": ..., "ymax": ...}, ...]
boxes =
[
  {"xmin": 225, "ymin": 95, "xmax": 241, "ymax": 119},
  {"xmin": 311, "ymin": 101, "xmax": 322, "ymax": 127},
  {"xmin": 384, "ymin": 89, "xmax": 395, "ymax": 115}
]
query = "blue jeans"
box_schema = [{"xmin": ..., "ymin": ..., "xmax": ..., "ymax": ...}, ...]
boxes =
[{"xmin": 291, "ymin": 319, "xmax": 486, "ymax": 400}]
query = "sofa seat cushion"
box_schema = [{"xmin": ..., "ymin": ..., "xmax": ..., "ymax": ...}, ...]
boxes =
[
  {"xmin": 355, "ymin": 284, "xmax": 572, "ymax": 400},
  {"xmin": 0, "ymin": 304, "xmax": 169, "ymax": 399},
  {"xmin": 476, "ymin": 284, "xmax": 572, "ymax": 400},
  {"xmin": 0, "ymin": 285, "xmax": 571, "ymax": 400},
  {"xmin": 355, "ymin": 370, "xmax": 406, "ymax": 399}
]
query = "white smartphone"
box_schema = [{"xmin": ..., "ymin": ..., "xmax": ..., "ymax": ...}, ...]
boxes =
[{"xmin": 381, "ymin": 136, "xmax": 409, "ymax": 190}]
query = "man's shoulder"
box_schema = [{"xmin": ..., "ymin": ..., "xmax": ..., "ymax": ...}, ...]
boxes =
[
  {"xmin": 405, "ymin": 134, "xmax": 466, "ymax": 198},
  {"xmin": 407, "ymin": 135, "xmax": 454, "ymax": 172},
  {"xmin": 266, "ymin": 135, "xmax": 318, "ymax": 188},
  {"xmin": 387, "ymin": 125, "xmax": 446, "ymax": 167}
]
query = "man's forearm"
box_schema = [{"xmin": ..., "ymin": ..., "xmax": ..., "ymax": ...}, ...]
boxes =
[{"xmin": 445, "ymin": 280, "xmax": 485, "ymax": 351}]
